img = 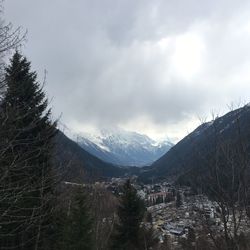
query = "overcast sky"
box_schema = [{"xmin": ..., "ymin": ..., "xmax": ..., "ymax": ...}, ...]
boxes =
[{"xmin": 4, "ymin": 0, "xmax": 250, "ymax": 142}]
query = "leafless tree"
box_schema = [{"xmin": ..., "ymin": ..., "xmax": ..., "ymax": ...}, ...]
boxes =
[
  {"xmin": 0, "ymin": 6, "xmax": 25, "ymax": 98},
  {"xmin": 87, "ymin": 184, "xmax": 119, "ymax": 250},
  {"xmin": 196, "ymin": 106, "xmax": 250, "ymax": 250}
]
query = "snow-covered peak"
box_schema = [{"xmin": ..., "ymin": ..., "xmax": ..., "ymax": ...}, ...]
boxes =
[{"xmin": 74, "ymin": 127, "xmax": 174, "ymax": 167}]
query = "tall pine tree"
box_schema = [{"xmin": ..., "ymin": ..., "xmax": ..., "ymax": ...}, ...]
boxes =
[
  {"xmin": 57, "ymin": 187, "xmax": 93, "ymax": 250},
  {"xmin": 0, "ymin": 51, "xmax": 57, "ymax": 250},
  {"xmin": 111, "ymin": 179, "xmax": 146, "ymax": 250}
]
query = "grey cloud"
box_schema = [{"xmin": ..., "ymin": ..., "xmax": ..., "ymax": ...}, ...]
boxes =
[{"xmin": 4, "ymin": 0, "xmax": 250, "ymax": 139}]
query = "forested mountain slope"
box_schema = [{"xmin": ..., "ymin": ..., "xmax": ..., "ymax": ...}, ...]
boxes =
[
  {"xmin": 140, "ymin": 104, "xmax": 250, "ymax": 182},
  {"xmin": 53, "ymin": 131, "xmax": 126, "ymax": 182}
]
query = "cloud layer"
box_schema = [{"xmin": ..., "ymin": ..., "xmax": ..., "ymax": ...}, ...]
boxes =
[{"xmin": 4, "ymin": 0, "xmax": 250, "ymax": 141}]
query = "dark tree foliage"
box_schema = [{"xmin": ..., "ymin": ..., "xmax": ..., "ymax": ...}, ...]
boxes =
[
  {"xmin": 111, "ymin": 179, "xmax": 146, "ymax": 250},
  {"xmin": 176, "ymin": 191, "xmax": 182, "ymax": 208},
  {"xmin": 0, "ymin": 51, "xmax": 57, "ymax": 250},
  {"xmin": 57, "ymin": 187, "xmax": 93, "ymax": 250},
  {"xmin": 179, "ymin": 228, "xmax": 196, "ymax": 250},
  {"xmin": 146, "ymin": 211, "xmax": 153, "ymax": 223}
]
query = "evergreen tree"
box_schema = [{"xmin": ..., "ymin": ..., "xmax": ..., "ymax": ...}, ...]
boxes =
[
  {"xmin": 176, "ymin": 191, "xmax": 182, "ymax": 208},
  {"xmin": 0, "ymin": 51, "xmax": 57, "ymax": 249},
  {"xmin": 179, "ymin": 228, "xmax": 196, "ymax": 250},
  {"xmin": 146, "ymin": 211, "xmax": 153, "ymax": 223},
  {"xmin": 58, "ymin": 188, "xmax": 93, "ymax": 250},
  {"xmin": 111, "ymin": 179, "xmax": 146, "ymax": 250}
]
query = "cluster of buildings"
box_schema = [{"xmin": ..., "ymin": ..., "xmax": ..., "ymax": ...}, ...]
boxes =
[
  {"xmin": 102, "ymin": 177, "xmax": 250, "ymax": 248},
  {"xmin": 144, "ymin": 184, "xmax": 250, "ymax": 247}
]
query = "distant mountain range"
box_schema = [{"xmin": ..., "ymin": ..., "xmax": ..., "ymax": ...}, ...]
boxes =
[
  {"xmin": 72, "ymin": 128, "xmax": 173, "ymax": 167},
  {"xmin": 139, "ymin": 104, "xmax": 250, "ymax": 183},
  {"xmin": 53, "ymin": 130, "xmax": 128, "ymax": 182},
  {"xmin": 54, "ymin": 104, "xmax": 250, "ymax": 184}
]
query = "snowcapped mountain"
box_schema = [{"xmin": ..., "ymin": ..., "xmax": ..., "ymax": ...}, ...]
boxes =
[{"xmin": 73, "ymin": 128, "xmax": 173, "ymax": 167}]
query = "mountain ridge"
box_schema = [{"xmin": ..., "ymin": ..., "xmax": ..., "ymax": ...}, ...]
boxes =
[
  {"xmin": 139, "ymin": 104, "xmax": 250, "ymax": 182},
  {"xmin": 73, "ymin": 127, "xmax": 173, "ymax": 167},
  {"xmin": 53, "ymin": 130, "xmax": 127, "ymax": 182}
]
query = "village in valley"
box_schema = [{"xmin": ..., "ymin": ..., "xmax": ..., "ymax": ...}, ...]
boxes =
[{"xmin": 91, "ymin": 177, "xmax": 250, "ymax": 248}]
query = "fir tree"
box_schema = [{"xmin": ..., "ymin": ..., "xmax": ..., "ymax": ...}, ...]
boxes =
[
  {"xmin": 111, "ymin": 179, "xmax": 146, "ymax": 250},
  {"xmin": 176, "ymin": 191, "xmax": 182, "ymax": 208},
  {"xmin": 0, "ymin": 51, "xmax": 57, "ymax": 249},
  {"xmin": 58, "ymin": 188, "xmax": 93, "ymax": 250}
]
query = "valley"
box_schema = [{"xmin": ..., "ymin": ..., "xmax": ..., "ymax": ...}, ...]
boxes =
[
  {"xmin": 55, "ymin": 104, "xmax": 250, "ymax": 249},
  {"xmin": 2, "ymin": 1, "xmax": 250, "ymax": 248}
]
